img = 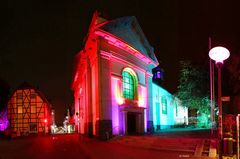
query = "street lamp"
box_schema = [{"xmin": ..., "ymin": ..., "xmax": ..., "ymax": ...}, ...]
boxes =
[
  {"xmin": 78, "ymin": 88, "xmax": 82, "ymax": 134},
  {"xmin": 209, "ymin": 46, "xmax": 230, "ymax": 158},
  {"xmin": 78, "ymin": 97, "xmax": 81, "ymax": 134},
  {"xmin": 76, "ymin": 111, "xmax": 80, "ymax": 133}
]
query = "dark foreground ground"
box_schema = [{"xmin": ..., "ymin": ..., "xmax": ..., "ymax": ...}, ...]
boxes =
[{"xmin": 0, "ymin": 128, "xmax": 217, "ymax": 159}]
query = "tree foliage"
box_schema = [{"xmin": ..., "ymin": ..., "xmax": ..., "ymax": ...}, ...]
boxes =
[
  {"xmin": 176, "ymin": 61, "xmax": 210, "ymax": 115},
  {"xmin": 226, "ymin": 53, "xmax": 240, "ymax": 95},
  {"xmin": 0, "ymin": 79, "xmax": 10, "ymax": 111}
]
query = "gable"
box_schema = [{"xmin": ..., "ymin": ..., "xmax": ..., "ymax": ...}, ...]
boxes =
[
  {"xmin": 8, "ymin": 82, "xmax": 51, "ymax": 106},
  {"xmin": 100, "ymin": 16, "xmax": 158, "ymax": 63}
]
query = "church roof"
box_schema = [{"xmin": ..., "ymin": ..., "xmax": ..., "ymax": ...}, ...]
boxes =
[{"xmin": 99, "ymin": 16, "xmax": 158, "ymax": 63}]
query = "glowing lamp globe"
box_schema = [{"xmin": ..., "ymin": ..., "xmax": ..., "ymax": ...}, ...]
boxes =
[{"xmin": 209, "ymin": 46, "xmax": 230, "ymax": 64}]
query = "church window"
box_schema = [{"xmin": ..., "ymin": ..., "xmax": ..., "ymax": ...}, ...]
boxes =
[{"xmin": 122, "ymin": 71, "xmax": 134, "ymax": 99}]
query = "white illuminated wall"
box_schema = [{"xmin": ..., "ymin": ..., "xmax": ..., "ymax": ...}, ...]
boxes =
[{"xmin": 152, "ymin": 83, "xmax": 188, "ymax": 130}]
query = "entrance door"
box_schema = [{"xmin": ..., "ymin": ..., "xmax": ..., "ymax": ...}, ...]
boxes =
[
  {"xmin": 29, "ymin": 123, "xmax": 37, "ymax": 133},
  {"xmin": 155, "ymin": 102, "xmax": 160, "ymax": 130},
  {"xmin": 127, "ymin": 112, "xmax": 137, "ymax": 134}
]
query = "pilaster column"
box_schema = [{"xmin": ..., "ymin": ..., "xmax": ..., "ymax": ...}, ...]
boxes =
[
  {"xmin": 97, "ymin": 51, "xmax": 112, "ymax": 140},
  {"xmin": 87, "ymin": 58, "xmax": 93, "ymax": 137},
  {"xmin": 146, "ymin": 72, "xmax": 154, "ymax": 133}
]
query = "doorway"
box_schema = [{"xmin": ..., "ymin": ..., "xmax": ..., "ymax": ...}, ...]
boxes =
[{"xmin": 127, "ymin": 112, "xmax": 137, "ymax": 134}]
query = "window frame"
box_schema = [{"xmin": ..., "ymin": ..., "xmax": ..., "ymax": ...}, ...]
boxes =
[
  {"xmin": 122, "ymin": 71, "xmax": 134, "ymax": 99},
  {"xmin": 161, "ymin": 97, "xmax": 167, "ymax": 114}
]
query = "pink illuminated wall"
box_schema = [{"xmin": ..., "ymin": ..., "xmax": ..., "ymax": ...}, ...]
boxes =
[
  {"xmin": 111, "ymin": 76, "xmax": 121, "ymax": 134},
  {"xmin": 110, "ymin": 68, "xmax": 148, "ymax": 135},
  {"xmin": 0, "ymin": 108, "xmax": 9, "ymax": 131},
  {"xmin": 138, "ymin": 85, "xmax": 146, "ymax": 108},
  {"xmin": 94, "ymin": 30, "xmax": 157, "ymax": 66}
]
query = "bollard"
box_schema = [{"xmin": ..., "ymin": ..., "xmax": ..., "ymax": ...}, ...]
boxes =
[
  {"xmin": 223, "ymin": 138, "xmax": 233, "ymax": 155},
  {"xmin": 105, "ymin": 131, "xmax": 109, "ymax": 140}
]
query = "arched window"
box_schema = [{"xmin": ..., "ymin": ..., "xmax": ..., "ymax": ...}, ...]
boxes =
[
  {"xmin": 122, "ymin": 68, "xmax": 138, "ymax": 100},
  {"xmin": 122, "ymin": 71, "xmax": 134, "ymax": 99}
]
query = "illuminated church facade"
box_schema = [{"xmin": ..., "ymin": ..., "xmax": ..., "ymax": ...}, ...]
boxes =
[{"xmin": 72, "ymin": 12, "xmax": 188, "ymax": 140}]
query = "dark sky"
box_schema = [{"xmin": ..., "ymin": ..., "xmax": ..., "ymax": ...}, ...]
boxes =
[{"xmin": 1, "ymin": 0, "xmax": 240, "ymax": 124}]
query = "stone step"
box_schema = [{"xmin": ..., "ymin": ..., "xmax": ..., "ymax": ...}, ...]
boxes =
[{"xmin": 111, "ymin": 136, "xmax": 217, "ymax": 158}]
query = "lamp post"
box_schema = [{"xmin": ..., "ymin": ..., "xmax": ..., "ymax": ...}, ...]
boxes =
[
  {"xmin": 78, "ymin": 97, "xmax": 80, "ymax": 134},
  {"xmin": 76, "ymin": 111, "xmax": 79, "ymax": 133},
  {"xmin": 209, "ymin": 46, "xmax": 230, "ymax": 158},
  {"xmin": 78, "ymin": 88, "xmax": 82, "ymax": 134}
]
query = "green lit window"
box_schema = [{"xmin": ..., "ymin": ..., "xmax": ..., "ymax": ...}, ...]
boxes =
[
  {"xmin": 161, "ymin": 97, "xmax": 167, "ymax": 114},
  {"xmin": 122, "ymin": 71, "xmax": 134, "ymax": 99}
]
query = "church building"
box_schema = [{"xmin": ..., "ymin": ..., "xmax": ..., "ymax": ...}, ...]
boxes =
[{"xmin": 72, "ymin": 12, "xmax": 188, "ymax": 140}]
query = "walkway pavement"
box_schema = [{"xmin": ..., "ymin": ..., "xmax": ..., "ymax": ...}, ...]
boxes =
[
  {"xmin": 0, "ymin": 128, "xmax": 218, "ymax": 159},
  {"xmin": 110, "ymin": 128, "xmax": 218, "ymax": 158}
]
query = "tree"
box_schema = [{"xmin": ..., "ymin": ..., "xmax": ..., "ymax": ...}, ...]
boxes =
[
  {"xmin": 226, "ymin": 53, "xmax": 240, "ymax": 95},
  {"xmin": 0, "ymin": 79, "xmax": 10, "ymax": 131},
  {"xmin": 176, "ymin": 61, "xmax": 211, "ymax": 128},
  {"xmin": 225, "ymin": 53, "xmax": 240, "ymax": 114},
  {"xmin": 0, "ymin": 79, "xmax": 10, "ymax": 111}
]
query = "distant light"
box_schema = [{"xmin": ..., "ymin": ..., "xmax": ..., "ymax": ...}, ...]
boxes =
[
  {"xmin": 80, "ymin": 88, "xmax": 82, "ymax": 95},
  {"xmin": 138, "ymin": 96, "xmax": 144, "ymax": 107},
  {"xmin": 44, "ymin": 119, "xmax": 48, "ymax": 123},
  {"xmin": 157, "ymin": 72, "xmax": 161, "ymax": 79},
  {"xmin": 209, "ymin": 46, "xmax": 230, "ymax": 64}
]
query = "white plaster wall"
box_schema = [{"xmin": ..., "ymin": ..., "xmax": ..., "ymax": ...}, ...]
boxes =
[
  {"xmin": 152, "ymin": 83, "xmax": 175, "ymax": 129},
  {"xmin": 174, "ymin": 102, "xmax": 188, "ymax": 125}
]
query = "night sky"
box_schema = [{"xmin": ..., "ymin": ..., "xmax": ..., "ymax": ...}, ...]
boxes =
[{"xmin": 1, "ymin": 0, "xmax": 240, "ymax": 124}]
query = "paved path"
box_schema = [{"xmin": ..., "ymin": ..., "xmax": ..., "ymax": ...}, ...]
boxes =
[
  {"xmin": 110, "ymin": 128, "xmax": 217, "ymax": 158},
  {"xmin": 0, "ymin": 135, "xmax": 182, "ymax": 159},
  {"xmin": 0, "ymin": 129, "xmax": 217, "ymax": 159},
  {"xmin": 111, "ymin": 136, "xmax": 217, "ymax": 158}
]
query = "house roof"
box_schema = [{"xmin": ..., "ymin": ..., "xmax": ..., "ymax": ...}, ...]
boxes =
[
  {"xmin": 99, "ymin": 16, "xmax": 158, "ymax": 63},
  {"xmin": 10, "ymin": 82, "xmax": 51, "ymax": 107}
]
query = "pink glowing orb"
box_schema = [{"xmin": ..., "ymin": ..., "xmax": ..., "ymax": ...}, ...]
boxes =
[{"xmin": 209, "ymin": 46, "xmax": 230, "ymax": 64}]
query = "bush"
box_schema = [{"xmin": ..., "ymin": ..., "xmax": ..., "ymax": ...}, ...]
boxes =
[
  {"xmin": 188, "ymin": 117, "xmax": 197, "ymax": 126},
  {"xmin": 197, "ymin": 113, "xmax": 211, "ymax": 128}
]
